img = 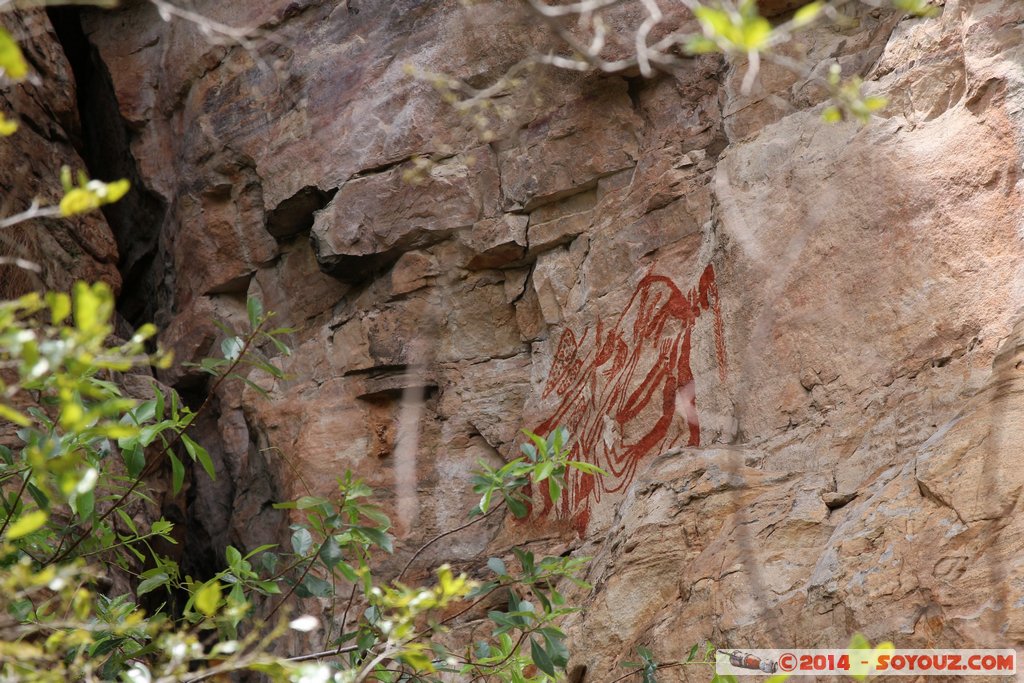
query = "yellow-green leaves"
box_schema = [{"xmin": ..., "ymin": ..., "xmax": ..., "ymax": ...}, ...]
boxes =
[
  {"xmin": 847, "ymin": 632, "xmax": 896, "ymax": 681},
  {"xmin": 0, "ymin": 28, "xmax": 28, "ymax": 82},
  {"xmin": 6, "ymin": 510, "xmax": 47, "ymax": 540},
  {"xmin": 823, "ymin": 64, "xmax": 888, "ymax": 123},
  {"xmin": 0, "ymin": 28, "xmax": 24, "ymax": 135},
  {"xmin": 792, "ymin": 1, "xmax": 824, "ymax": 28},
  {"xmin": 893, "ymin": 0, "xmax": 941, "ymax": 17},
  {"xmin": 195, "ymin": 580, "xmax": 223, "ymax": 617},
  {"xmin": 45, "ymin": 292, "xmax": 71, "ymax": 325},
  {"xmin": 58, "ymin": 166, "xmax": 130, "ymax": 217},
  {"xmin": 691, "ymin": 0, "xmax": 773, "ymax": 54},
  {"xmin": 72, "ymin": 281, "xmax": 114, "ymax": 336},
  {"xmin": 0, "ymin": 403, "xmax": 31, "ymax": 428},
  {"xmin": 0, "ymin": 113, "xmax": 17, "ymax": 136}
]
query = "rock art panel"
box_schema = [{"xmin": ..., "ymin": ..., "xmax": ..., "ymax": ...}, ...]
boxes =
[
  {"xmin": 532, "ymin": 263, "xmax": 727, "ymax": 534},
  {"xmin": 74, "ymin": 0, "xmax": 1024, "ymax": 671}
]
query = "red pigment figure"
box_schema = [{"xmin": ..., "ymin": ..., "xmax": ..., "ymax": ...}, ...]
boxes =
[{"xmin": 532, "ymin": 263, "xmax": 726, "ymax": 534}]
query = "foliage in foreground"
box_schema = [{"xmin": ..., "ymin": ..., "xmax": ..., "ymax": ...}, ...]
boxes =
[{"xmin": 0, "ymin": 279, "xmax": 624, "ymax": 681}]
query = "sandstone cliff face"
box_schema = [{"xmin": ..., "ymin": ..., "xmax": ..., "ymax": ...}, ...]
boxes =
[
  {"xmin": 58, "ymin": 0, "xmax": 1024, "ymax": 678},
  {"xmin": 0, "ymin": 11, "xmax": 121, "ymax": 300}
]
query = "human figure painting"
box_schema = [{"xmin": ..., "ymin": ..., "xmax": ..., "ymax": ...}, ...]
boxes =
[{"xmin": 533, "ymin": 263, "xmax": 727, "ymax": 534}]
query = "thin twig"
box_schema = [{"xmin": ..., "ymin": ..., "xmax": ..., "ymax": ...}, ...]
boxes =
[
  {"xmin": 0, "ymin": 256, "xmax": 41, "ymax": 272},
  {"xmin": 0, "ymin": 469, "xmax": 31, "ymax": 539},
  {"xmin": 264, "ymin": 541, "xmax": 323, "ymax": 622},
  {"xmin": 606, "ymin": 660, "xmax": 691, "ymax": 683},
  {"xmin": 0, "ymin": 202, "xmax": 60, "ymax": 230},
  {"xmin": 283, "ymin": 643, "xmax": 360, "ymax": 664},
  {"xmin": 395, "ymin": 502, "xmax": 504, "ymax": 582}
]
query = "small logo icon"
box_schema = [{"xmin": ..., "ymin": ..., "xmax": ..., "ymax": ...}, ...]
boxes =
[{"xmin": 720, "ymin": 650, "xmax": 778, "ymax": 674}]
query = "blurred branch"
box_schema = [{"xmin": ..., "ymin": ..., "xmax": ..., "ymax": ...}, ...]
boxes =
[{"xmin": 0, "ymin": 201, "xmax": 60, "ymax": 229}]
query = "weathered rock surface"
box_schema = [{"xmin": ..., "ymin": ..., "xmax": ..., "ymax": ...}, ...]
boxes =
[
  {"xmin": 0, "ymin": 10, "xmax": 121, "ymax": 299},
  {"xmin": 59, "ymin": 0, "xmax": 1024, "ymax": 678}
]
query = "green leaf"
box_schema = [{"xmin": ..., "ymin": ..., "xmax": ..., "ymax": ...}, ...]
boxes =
[
  {"xmin": 504, "ymin": 494, "xmax": 528, "ymax": 519},
  {"xmin": 531, "ymin": 637, "xmax": 556, "ymax": 676},
  {"xmin": 534, "ymin": 460, "xmax": 554, "ymax": 482},
  {"xmin": 195, "ymin": 580, "xmax": 222, "ymax": 616},
  {"xmin": 26, "ymin": 483, "xmax": 48, "ymax": 512},
  {"xmin": 520, "ymin": 443, "xmax": 537, "ymax": 462},
  {"xmin": 243, "ymin": 544, "xmax": 277, "ymax": 560},
  {"xmin": 70, "ymin": 489, "xmax": 94, "ymax": 520},
  {"xmin": 547, "ymin": 476, "xmax": 561, "ymax": 504},
  {"xmin": 291, "ymin": 527, "xmax": 313, "ymax": 555},
  {"xmin": 153, "ymin": 383, "xmax": 166, "ymax": 421},
  {"xmin": 169, "ymin": 452, "xmax": 185, "ymax": 495},
  {"xmin": 0, "ymin": 28, "xmax": 29, "ymax": 81},
  {"xmin": 512, "ymin": 548, "xmax": 535, "ymax": 575},
  {"xmin": 182, "ymin": 433, "xmax": 216, "ymax": 480},
  {"xmin": 247, "ymin": 297, "xmax": 264, "ymax": 328},
  {"xmin": 260, "ymin": 552, "xmax": 279, "ymax": 574},
  {"xmin": 225, "ymin": 545, "xmax": 242, "ymax": 569},
  {"xmin": 130, "ymin": 399, "xmax": 157, "ymax": 426},
  {"xmin": 399, "ymin": 647, "xmax": 434, "ymax": 671},
  {"xmin": 295, "ymin": 495, "xmax": 330, "ymax": 510},
  {"xmin": 151, "ymin": 519, "xmax": 174, "ymax": 537},
  {"xmin": 542, "ymin": 630, "xmax": 569, "ymax": 668},
  {"xmin": 487, "ymin": 557, "xmax": 507, "ymax": 576},
  {"xmin": 321, "ymin": 535, "xmax": 343, "ymax": 568},
  {"xmin": 6, "ymin": 509, "xmax": 47, "ymax": 540},
  {"xmin": 221, "ymin": 336, "xmax": 244, "ymax": 361},
  {"xmin": 254, "ymin": 579, "xmax": 282, "ymax": 595},
  {"xmin": 137, "ymin": 572, "xmax": 169, "ymax": 596},
  {"xmin": 335, "ymin": 560, "xmax": 359, "ymax": 582},
  {"xmin": 122, "ymin": 444, "xmax": 145, "ymax": 478},
  {"xmin": 297, "ymin": 574, "xmax": 332, "ymax": 598},
  {"xmin": 567, "ymin": 460, "xmax": 609, "ymax": 476},
  {"xmin": 355, "ymin": 525, "xmax": 393, "ymax": 553},
  {"xmin": 822, "ymin": 105, "xmax": 843, "ymax": 123}
]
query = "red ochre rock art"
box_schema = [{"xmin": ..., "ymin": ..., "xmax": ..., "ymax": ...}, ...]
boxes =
[{"xmin": 532, "ymin": 263, "xmax": 727, "ymax": 534}]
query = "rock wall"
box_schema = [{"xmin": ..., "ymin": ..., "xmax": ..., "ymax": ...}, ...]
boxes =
[
  {"xmin": 0, "ymin": 11, "xmax": 121, "ymax": 300},
  {"xmin": 61, "ymin": 0, "xmax": 1024, "ymax": 678}
]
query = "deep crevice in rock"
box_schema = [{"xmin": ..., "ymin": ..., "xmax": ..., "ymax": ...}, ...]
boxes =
[{"xmin": 48, "ymin": 7, "xmax": 168, "ymax": 328}]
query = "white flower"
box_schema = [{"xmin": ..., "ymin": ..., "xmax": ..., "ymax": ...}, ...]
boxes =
[
  {"xmin": 125, "ymin": 664, "xmax": 152, "ymax": 683},
  {"xmin": 294, "ymin": 663, "xmax": 333, "ymax": 683},
  {"xmin": 289, "ymin": 614, "xmax": 320, "ymax": 632}
]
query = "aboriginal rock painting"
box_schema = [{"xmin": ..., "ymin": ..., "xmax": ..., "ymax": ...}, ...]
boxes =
[{"xmin": 532, "ymin": 263, "xmax": 727, "ymax": 534}]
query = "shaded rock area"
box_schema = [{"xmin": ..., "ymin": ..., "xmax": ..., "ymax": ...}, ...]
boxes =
[
  {"xmin": 10, "ymin": 0, "xmax": 1024, "ymax": 679},
  {"xmin": 0, "ymin": 10, "xmax": 121, "ymax": 299}
]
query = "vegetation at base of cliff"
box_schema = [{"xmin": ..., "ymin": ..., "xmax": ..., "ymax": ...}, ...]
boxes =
[{"xmin": 0, "ymin": 275, "xmax": 628, "ymax": 681}]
